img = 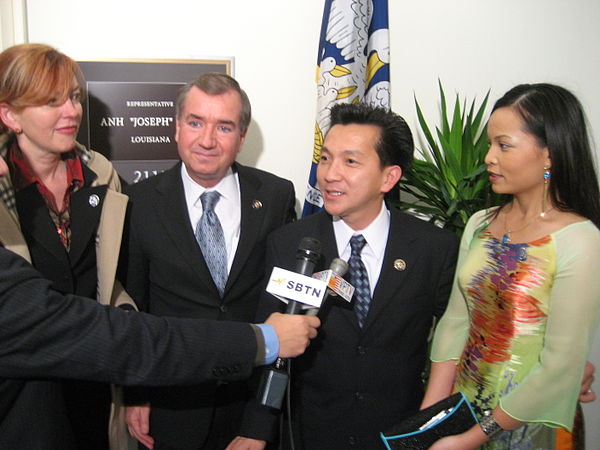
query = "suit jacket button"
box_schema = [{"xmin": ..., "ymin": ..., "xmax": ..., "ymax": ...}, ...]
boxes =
[
  {"xmin": 354, "ymin": 392, "xmax": 364, "ymax": 401},
  {"xmin": 212, "ymin": 368, "xmax": 220, "ymax": 376},
  {"xmin": 219, "ymin": 304, "xmax": 228, "ymax": 313},
  {"xmin": 348, "ymin": 436, "xmax": 356, "ymax": 446},
  {"xmin": 356, "ymin": 346, "xmax": 366, "ymax": 355}
]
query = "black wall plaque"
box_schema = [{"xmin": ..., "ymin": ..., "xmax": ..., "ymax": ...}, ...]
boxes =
[{"xmin": 77, "ymin": 59, "xmax": 231, "ymax": 184}]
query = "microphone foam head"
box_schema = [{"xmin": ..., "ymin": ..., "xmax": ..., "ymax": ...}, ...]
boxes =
[
  {"xmin": 299, "ymin": 237, "xmax": 321, "ymax": 253},
  {"xmin": 297, "ymin": 237, "xmax": 321, "ymax": 263}
]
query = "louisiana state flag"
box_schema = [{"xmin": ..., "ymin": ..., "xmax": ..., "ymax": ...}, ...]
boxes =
[{"xmin": 302, "ymin": 0, "xmax": 390, "ymax": 217}]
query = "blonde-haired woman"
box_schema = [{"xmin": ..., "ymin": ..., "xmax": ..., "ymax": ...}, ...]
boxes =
[{"xmin": 0, "ymin": 43, "xmax": 133, "ymax": 449}]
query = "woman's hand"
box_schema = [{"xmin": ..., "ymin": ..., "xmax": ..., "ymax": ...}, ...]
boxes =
[
  {"xmin": 429, "ymin": 434, "xmax": 468, "ymax": 450},
  {"xmin": 225, "ymin": 436, "xmax": 266, "ymax": 450},
  {"xmin": 428, "ymin": 429, "xmax": 485, "ymax": 450},
  {"xmin": 428, "ymin": 421, "xmax": 491, "ymax": 450},
  {"xmin": 579, "ymin": 361, "xmax": 596, "ymax": 402}
]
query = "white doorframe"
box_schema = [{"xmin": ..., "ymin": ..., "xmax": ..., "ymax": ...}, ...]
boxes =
[{"xmin": 0, "ymin": 0, "xmax": 28, "ymax": 49}]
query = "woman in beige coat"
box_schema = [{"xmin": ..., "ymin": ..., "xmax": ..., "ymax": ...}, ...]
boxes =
[{"xmin": 0, "ymin": 43, "xmax": 133, "ymax": 450}]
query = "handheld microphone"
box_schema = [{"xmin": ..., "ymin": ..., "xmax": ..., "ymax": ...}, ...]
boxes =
[
  {"xmin": 327, "ymin": 258, "xmax": 350, "ymax": 290},
  {"xmin": 259, "ymin": 237, "xmax": 321, "ymax": 410},
  {"xmin": 306, "ymin": 258, "xmax": 349, "ymax": 316},
  {"xmin": 285, "ymin": 237, "xmax": 321, "ymax": 314}
]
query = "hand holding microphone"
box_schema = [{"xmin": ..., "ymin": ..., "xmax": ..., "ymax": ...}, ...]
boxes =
[{"xmin": 264, "ymin": 312, "xmax": 320, "ymax": 358}]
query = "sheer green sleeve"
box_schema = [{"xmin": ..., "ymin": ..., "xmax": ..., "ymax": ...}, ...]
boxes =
[{"xmin": 499, "ymin": 221, "xmax": 600, "ymax": 429}]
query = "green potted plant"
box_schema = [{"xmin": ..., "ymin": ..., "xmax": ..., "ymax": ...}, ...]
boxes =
[{"xmin": 393, "ymin": 81, "xmax": 501, "ymax": 236}]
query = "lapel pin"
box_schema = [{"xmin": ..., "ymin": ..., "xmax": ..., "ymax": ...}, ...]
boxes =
[
  {"xmin": 252, "ymin": 200, "xmax": 263, "ymax": 210},
  {"xmin": 393, "ymin": 259, "xmax": 406, "ymax": 271},
  {"xmin": 88, "ymin": 194, "xmax": 100, "ymax": 207}
]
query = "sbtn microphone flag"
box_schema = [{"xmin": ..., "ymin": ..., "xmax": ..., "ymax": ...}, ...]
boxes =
[
  {"xmin": 301, "ymin": 0, "xmax": 391, "ymax": 217},
  {"xmin": 267, "ymin": 267, "xmax": 329, "ymax": 309}
]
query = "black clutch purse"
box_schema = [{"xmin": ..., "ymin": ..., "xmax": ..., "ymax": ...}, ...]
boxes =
[{"xmin": 380, "ymin": 392, "xmax": 478, "ymax": 449}]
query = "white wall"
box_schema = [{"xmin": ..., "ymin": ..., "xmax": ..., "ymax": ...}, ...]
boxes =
[{"xmin": 17, "ymin": 0, "xmax": 600, "ymax": 447}]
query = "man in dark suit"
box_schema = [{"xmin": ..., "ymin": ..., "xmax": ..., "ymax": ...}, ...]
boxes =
[
  {"xmin": 0, "ymin": 242, "xmax": 320, "ymax": 449},
  {"xmin": 230, "ymin": 103, "xmax": 459, "ymax": 450},
  {"xmin": 121, "ymin": 73, "xmax": 297, "ymax": 449}
]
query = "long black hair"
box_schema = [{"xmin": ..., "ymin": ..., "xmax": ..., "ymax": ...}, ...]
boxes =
[{"xmin": 492, "ymin": 83, "xmax": 600, "ymax": 229}]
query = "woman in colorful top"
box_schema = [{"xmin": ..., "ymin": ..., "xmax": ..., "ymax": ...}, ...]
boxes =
[
  {"xmin": 422, "ymin": 83, "xmax": 600, "ymax": 450},
  {"xmin": 0, "ymin": 44, "xmax": 134, "ymax": 449}
]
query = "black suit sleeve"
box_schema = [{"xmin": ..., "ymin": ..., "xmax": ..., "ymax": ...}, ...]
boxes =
[
  {"xmin": 432, "ymin": 231, "xmax": 460, "ymax": 318},
  {"xmin": 237, "ymin": 231, "xmax": 290, "ymax": 443},
  {"xmin": 118, "ymin": 198, "xmax": 150, "ymax": 313},
  {"xmin": 255, "ymin": 232, "xmax": 289, "ymax": 322},
  {"xmin": 281, "ymin": 181, "xmax": 297, "ymax": 225},
  {"xmin": 0, "ymin": 247, "xmax": 258, "ymax": 386},
  {"xmin": 118, "ymin": 191, "xmax": 156, "ymax": 403}
]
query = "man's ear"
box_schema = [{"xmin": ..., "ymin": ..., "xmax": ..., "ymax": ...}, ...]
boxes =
[
  {"xmin": 174, "ymin": 117, "xmax": 181, "ymax": 143},
  {"xmin": 240, "ymin": 132, "xmax": 246, "ymax": 143},
  {"xmin": 237, "ymin": 131, "xmax": 246, "ymax": 154},
  {"xmin": 381, "ymin": 165, "xmax": 402, "ymax": 193}
]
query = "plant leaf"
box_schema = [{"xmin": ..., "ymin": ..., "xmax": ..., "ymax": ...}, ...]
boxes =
[{"xmin": 399, "ymin": 82, "xmax": 501, "ymax": 235}]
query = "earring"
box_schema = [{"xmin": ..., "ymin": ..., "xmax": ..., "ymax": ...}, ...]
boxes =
[
  {"xmin": 541, "ymin": 167, "xmax": 551, "ymax": 217},
  {"xmin": 13, "ymin": 128, "xmax": 22, "ymax": 135}
]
